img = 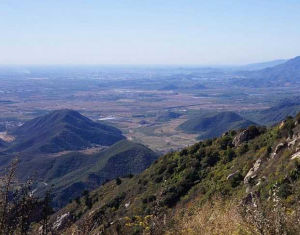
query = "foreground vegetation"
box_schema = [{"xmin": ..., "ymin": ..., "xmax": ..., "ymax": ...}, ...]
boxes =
[
  {"xmin": 44, "ymin": 112, "xmax": 300, "ymax": 234},
  {"xmin": 2, "ymin": 112, "xmax": 300, "ymax": 234}
]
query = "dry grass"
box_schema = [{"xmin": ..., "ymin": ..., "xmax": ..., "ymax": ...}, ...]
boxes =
[{"xmin": 174, "ymin": 198, "xmax": 256, "ymax": 235}]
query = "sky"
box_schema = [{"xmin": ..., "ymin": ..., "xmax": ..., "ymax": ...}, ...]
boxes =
[{"xmin": 1, "ymin": 0, "xmax": 300, "ymax": 65}]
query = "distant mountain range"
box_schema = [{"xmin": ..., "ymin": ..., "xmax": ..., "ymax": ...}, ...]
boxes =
[
  {"xmin": 7, "ymin": 109, "xmax": 125, "ymax": 153},
  {"xmin": 236, "ymin": 59, "xmax": 287, "ymax": 71},
  {"xmin": 178, "ymin": 111, "xmax": 256, "ymax": 139},
  {"xmin": 237, "ymin": 56, "xmax": 300, "ymax": 86}
]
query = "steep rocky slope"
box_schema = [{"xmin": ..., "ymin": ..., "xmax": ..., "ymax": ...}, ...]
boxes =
[{"xmin": 48, "ymin": 113, "xmax": 300, "ymax": 234}]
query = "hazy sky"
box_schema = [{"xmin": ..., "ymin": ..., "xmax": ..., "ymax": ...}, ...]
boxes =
[{"xmin": 1, "ymin": 0, "xmax": 300, "ymax": 65}]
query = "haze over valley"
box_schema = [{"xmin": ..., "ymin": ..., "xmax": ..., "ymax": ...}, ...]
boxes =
[
  {"xmin": 1, "ymin": 58, "xmax": 300, "ymax": 153},
  {"xmin": 1, "ymin": 1, "xmax": 300, "ymax": 234}
]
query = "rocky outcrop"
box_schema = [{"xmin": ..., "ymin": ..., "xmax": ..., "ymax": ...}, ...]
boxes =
[
  {"xmin": 288, "ymin": 133, "xmax": 300, "ymax": 148},
  {"xmin": 227, "ymin": 170, "xmax": 239, "ymax": 180},
  {"xmin": 291, "ymin": 151, "xmax": 300, "ymax": 160},
  {"xmin": 52, "ymin": 212, "xmax": 71, "ymax": 231},
  {"xmin": 233, "ymin": 130, "xmax": 251, "ymax": 147},
  {"xmin": 279, "ymin": 120, "xmax": 286, "ymax": 129},
  {"xmin": 271, "ymin": 142, "xmax": 287, "ymax": 159},
  {"xmin": 244, "ymin": 158, "xmax": 262, "ymax": 193},
  {"xmin": 232, "ymin": 126, "xmax": 261, "ymax": 147}
]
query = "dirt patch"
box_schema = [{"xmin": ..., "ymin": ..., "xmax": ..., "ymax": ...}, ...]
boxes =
[{"xmin": 0, "ymin": 132, "xmax": 15, "ymax": 142}]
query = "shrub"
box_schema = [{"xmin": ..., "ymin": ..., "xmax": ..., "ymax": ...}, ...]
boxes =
[
  {"xmin": 75, "ymin": 197, "xmax": 80, "ymax": 204},
  {"xmin": 84, "ymin": 194, "xmax": 93, "ymax": 209},
  {"xmin": 247, "ymin": 125, "xmax": 260, "ymax": 138},
  {"xmin": 202, "ymin": 151, "xmax": 219, "ymax": 167},
  {"xmin": 180, "ymin": 148, "xmax": 188, "ymax": 156},
  {"xmin": 167, "ymin": 162, "xmax": 177, "ymax": 174},
  {"xmin": 238, "ymin": 144, "xmax": 249, "ymax": 155},
  {"xmin": 223, "ymin": 148, "xmax": 236, "ymax": 163},
  {"xmin": 154, "ymin": 176, "xmax": 163, "ymax": 183},
  {"xmin": 189, "ymin": 143, "xmax": 201, "ymax": 154},
  {"xmin": 278, "ymin": 182, "xmax": 292, "ymax": 198},
  {"xmin": 296, "ymin": 112, "xmax": 300, "ymax": 123},
  {"xmin": 142, "ymin": 195, "xmax": 156, "ymax": 204},
  {"xmin": 218, "ymin": 136, "xmax": 233, "ymax": 150},
  {"xmin": 229, "ymin": 173, "xmax": 243, "ymax": 188},
  {"xmin": 157, "ymin": 165, "xmax": 166, "ymax": 174},
  {"xmin": 107, "ymin": 192, "xmax": 126, "ymax": 209},
  {"xmin": 116, "ymin": 177, "xmax": 122, "ymax": 185}
]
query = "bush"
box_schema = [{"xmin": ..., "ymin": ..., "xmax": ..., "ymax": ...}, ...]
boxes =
[
  {"xmin": 107, "ymin": 192, "xmax": 126, "ymax": 209},
  {"xmin": 180, "ymin": 148, "xmax": 188, "ymax": 156},
  {"xmin": 142, "ymin": 195, "xmax": 156, "ymax": 204},
  {"xmin": 218, "ymin": 136, "xmax": 233, "ymax": 150},
  {"xmin": 84, "ymin": 194, "xmax": 93, "ymax": 209},
  {"xmin": 202, "ymin": 151, "xmax": 219, "ymax": 167},
  {"xmin": 75, "ymin": 197, "xmax": 80, "ymax": 204},
  {"xmin": 154, "ymin": 176, "xmax": 163, "ymax": 183},
  {"xmin": 238, "ymin": 144, "xmax": 248, "ymax": 155},
  {"xmin": 223, "ymin": 148, "xmax": 236, "ymax": 163},
  {"xmin": 116, "ymin": 177, "xmax": 122, "ymax": 185},
  {"xmin": 189, "ymin": 143, "xmax": 201, "ymax": 154},
  {"xmin": 247, "ymin": 125, "xmax": 260, "ymax": 138},
  {"xmin": 157, "ymin": 165, "xmax": 166, "ymax": 174},
  {"xmin": 167, "ymin": 162, "xmax": 177, "ymax": 174},
  {"xmin": 296, "ymin": 112, "xmax": 300, "ymax": 123},
  {"xmin": 278, "ymin": 181, "xmax": 292, "ymax": 198},
  {"xmin": 229, "ymin": 173, "xmax": 243, "ymax": 188}
]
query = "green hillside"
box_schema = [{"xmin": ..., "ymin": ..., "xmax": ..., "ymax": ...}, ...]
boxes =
[
  {"xmin": 8, "ymin": 109, "xmax": 125, "ymax": 153},
  {"xmin": 37, "ymin": 140, "xmax": 158, "ymax": 208},
  {"xmin": 179, "ymin": 111, "xmax": 256, "ymax": 139},
  {"xmin": 48, "ymin": 113, "xmax": 300, "ymax": 234},
  {"xmin": 0, "ymin": 110, "xmax": 158, "ymax": 208},
  {"xmin": 0, "ymin": 139, "xmax": 158, "ymax": 208}
]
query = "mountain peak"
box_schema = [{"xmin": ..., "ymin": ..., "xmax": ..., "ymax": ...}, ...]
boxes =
[
  {"xmin": 9, "ymin": 110, "xmax": 125, "ymax": 153},
  {"xmin": 45, "ymin": 109, "xmax": 84, "ymax": 121}
]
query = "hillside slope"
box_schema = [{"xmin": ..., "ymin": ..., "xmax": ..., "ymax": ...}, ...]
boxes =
[
  {"xmin": 49, "ymin": 113, "xmax": 300, "ymax": 234},
  {"xmin": 8, "ymin": 109, "xmax": 125, "ymax": 153},
  {"xmin": 0, "ymin": 139, "xmax": 158, "ymax": 208},
  {"xmin": 244, "ymin": 98, "xmax": 300, "ymax": 125},
  {"xmin": 179, "ymin": 111, "xmax": 256, "ymax": 139},
  {"xmin": 0, "ymin": 138, "xmax": 6, "ymax": 148},
  {"xmin": 46, "ymin": 140, "xmax": 159, "ymax": 207}
]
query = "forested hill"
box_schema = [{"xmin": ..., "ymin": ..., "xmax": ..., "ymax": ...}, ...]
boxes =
[{"xmin": 8, "ymin": 109, "xmax": 125, "ymax": 153}]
